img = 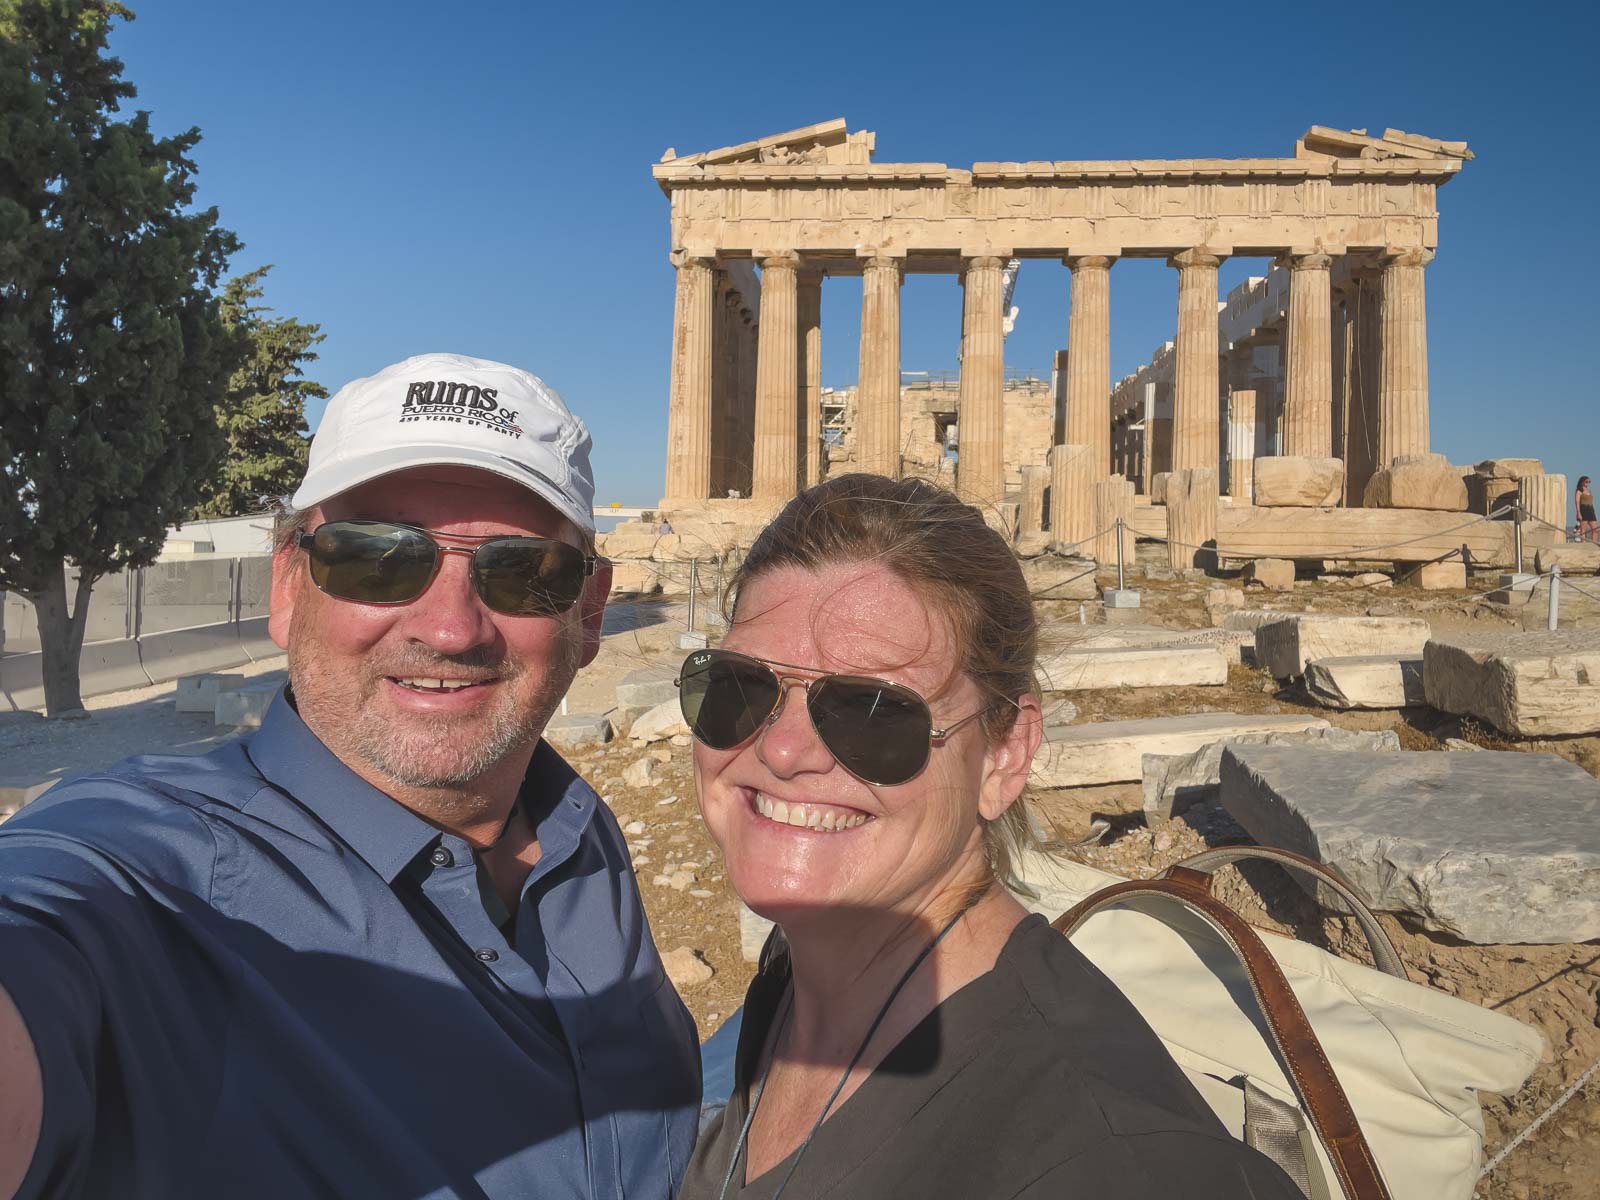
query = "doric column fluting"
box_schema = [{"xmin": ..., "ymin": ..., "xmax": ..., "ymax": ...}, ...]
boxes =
[
  {"xmin": 1228, "ymin": 389, "xmax": 1257, "ymax": 502},
  {"xmin": 798, "ymin": 269, "xmax": 823, "ymax": 489},
  {"xmin": 855, "ymin": 255, "xmax": 903, "ymax": 477},
  {"xmin": 751, "ymin": 253, "xmax": 800, "ymax": 500},
  {"xmin": 1346, "ymin": 268, "xmax": 1383, "ymax": 504},
  {"xmin": 958, "ymin": 255, "xmax": 1006, "ymax": 509},
  {"xmin": 664, "ymin": 253, "xmax": 715, "ymax": 500},
  {"xmin": 1378, "ymin": 248, "xmax": 1433, "ymax": 467},
  {"xmin": 1169, "ymin": 249, "xmax": 1222, "ymax": 474},
  {"xmin": 1064, "ymin": 255, "xmax": 1114, "ymax": 479},
  {"xmin": 1281, "ymin": 253, "xmax": 1334, "ymax": 458}
]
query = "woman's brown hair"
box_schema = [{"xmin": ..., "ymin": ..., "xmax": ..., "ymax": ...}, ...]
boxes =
[{"xmin": 725, "ymin": 473, "xmax": 1041, "ymax": 892}]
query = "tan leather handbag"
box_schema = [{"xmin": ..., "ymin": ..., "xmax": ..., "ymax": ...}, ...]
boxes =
[{"xmin": 1015, "ymin": 845, "xmax": 1545, "ymax": 1200}]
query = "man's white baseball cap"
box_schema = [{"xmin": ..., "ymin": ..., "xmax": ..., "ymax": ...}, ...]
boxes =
[{"xmin": 292, "ymin": 353, "xmax": 595, "ymax": 536}]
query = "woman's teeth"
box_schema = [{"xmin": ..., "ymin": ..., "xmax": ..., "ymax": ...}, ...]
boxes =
[{"xmin": 753, "ymin": 792, "xmax": 870, "ymax": 832}]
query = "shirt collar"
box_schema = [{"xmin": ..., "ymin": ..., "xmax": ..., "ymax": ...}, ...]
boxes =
[{"xmin": 245, "ymin": 688, "xmax": 599, "ymax": 884}]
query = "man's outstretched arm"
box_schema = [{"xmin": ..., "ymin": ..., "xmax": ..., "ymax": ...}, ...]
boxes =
[{"xmin": 0, "ymin": 983, "xmax": 41, "ymax": 1200}]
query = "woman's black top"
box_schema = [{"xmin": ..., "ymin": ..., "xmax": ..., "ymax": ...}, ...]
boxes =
[{"xmin": 679, "ymin": 914, "xmax": 1303, "ymax": 1200}]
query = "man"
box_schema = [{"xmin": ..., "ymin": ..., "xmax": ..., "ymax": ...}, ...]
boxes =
[{"xmin": 0, "ymin": 354, "xmax": 701, "ymax": 1198}]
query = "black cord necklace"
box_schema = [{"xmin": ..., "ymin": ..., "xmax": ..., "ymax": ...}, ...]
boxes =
[{"xmin": 717, "ymin": 903, "xmax": 972, "ymax": 1200}]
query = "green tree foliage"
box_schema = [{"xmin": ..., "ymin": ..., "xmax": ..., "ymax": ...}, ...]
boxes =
[
  {"xmin": 0, "ymin": 0, "xmax": 238, "ymax": 714},
  {"xmin": 192, "ymin": 266, "xmax": 325, "ymax": 518}
]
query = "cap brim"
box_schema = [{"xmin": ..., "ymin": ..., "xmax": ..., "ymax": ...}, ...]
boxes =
[{"xmin": 290, "ymin": 444, "xmax": 594, "ymax": 535}]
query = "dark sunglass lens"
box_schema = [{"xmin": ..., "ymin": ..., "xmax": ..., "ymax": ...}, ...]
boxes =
[
  {"xmin": 809, "ymin": 678, "xmax": 932, "ymax": 786},
  {"xmin": 474, "ymin": 539, "xmax": 587, "ymax": 616},
  {"xmin": 679, "ymin": 653, "xmax": 781, "ymax": 750},
  {"xmin": 307, "ymin": 522, "xmax": 436, "ymax": 604}
]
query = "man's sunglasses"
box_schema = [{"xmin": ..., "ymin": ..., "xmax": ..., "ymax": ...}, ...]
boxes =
[
  {"xmin": 298, "ymin": 520, "xmax": 600, "ymax": 616},
  {"xmin": 676, "ymin": 648, "xmax": 995, "ymax": 787}
]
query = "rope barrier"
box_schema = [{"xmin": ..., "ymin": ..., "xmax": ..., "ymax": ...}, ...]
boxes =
[{"xmin": 1478, "ymin": 1054, "xmax": 1600, "ymax": 1180}]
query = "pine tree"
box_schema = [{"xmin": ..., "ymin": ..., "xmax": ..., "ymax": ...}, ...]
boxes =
[
  {"xmin": 193, "ymin": 266, "xmax": 326, "ymax": 518},
  {"xmin": 0, "ymin": 0, "xmax": 238, "ymax": 714}
]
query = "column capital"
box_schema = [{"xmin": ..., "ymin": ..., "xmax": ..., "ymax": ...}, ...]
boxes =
[
  {"xmin": 670, "ymin": 250, "xmax": 716, "ymax": 270},
  {"xmin": 964, "ymin": 254, "xmax": 1007, "ymax": 273},
  {"xmin": 759, "ymin": 252, "xmax": 800, "ymax": 272},
  {"xmin": 1064, "ymin": 254, "xmax": 1115, "ymax": 271},
  {"xmin": 860, "ymin": 254, "xmax": 903, "ymax": 276},
  {"xmin": 1168, "ymin": 248, "xmax": 1222, "ymax": 271},
  {"xmin": 1278, "ymin": 252, "xmax": 1333, "ymax": 272},
  {"xmin": 1382, "ymin": 247, "xmax": 1435, "ymax": 269}
]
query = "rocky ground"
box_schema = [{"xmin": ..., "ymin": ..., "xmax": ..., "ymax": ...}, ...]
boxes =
[{"xmin": 6, "ymin": 572, "xmax": 1596, "ymax": 1197}]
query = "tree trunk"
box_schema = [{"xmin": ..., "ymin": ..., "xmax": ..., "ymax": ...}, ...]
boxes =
[{"xmin": 26, "ymin": 561, "xmax": 96, "ymax": 716}]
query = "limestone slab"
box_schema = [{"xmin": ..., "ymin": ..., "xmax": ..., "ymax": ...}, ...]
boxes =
[
  {"xmin": 1020, "ymin": 555, "xmax": 1099, "ymax": 600},
  {"xmin": 1046, "ymin": 624, "xmax": 1253, "ymax": 664},
  {"xmin": 1032, "ymin": 712, "xmax": 1330, "ymax": 788},
  {"xmin": 1256, "ymin": 614, "xmax": 1431, "ymax": 680},
  {"xmin": 543, "ymin": 712, "xmax": 614, "ymax": 750},
  {"xmin": 214, "ymin": 680, "xmax": 280, "ymax": 728},
  {"xmin": 1219, "ymin": 745, "xmax": 1600, "ymax": 944},
  {"xmin": 1142, "ymin": 726, "xmax": 1399, "ymax": 824},
  {"xmin": 1222, "ymin": 608, "xmax": 1297, "ymax": 633},
  {"xmin": 1252, "ymin": 457, "xmax": 1343, "ymax": 507},
  {"xmin": 1535, "ymin": 543, "xmax": 1600, "ymax": 576},
  {"xmin": 1215, "ymin": 505, "xmax": 1523, "ymax": 569},
  {"xmin": 629, "ymin": 699, "xmax": 691, "ymax": 743},
  {"xmin": 1423, "ymin": 631, "xmax": 1600, "ymax": 736},
  {"xmin": 1243, "ymin": 558, "xmax": 1294, "ymax": 590},
  {"xmin": 1363, "ymin": 456, "xmax": 1468, "ymax": 511},
  {"xmin": 1036, "ymin": 644, "xmax": 1228, "ymax": 691},
  {"xmin": 616, "ymin": 665, "xmax": 682, "ymax": 711},
  {"xmin": 1303, "ymin": 655, "xmax": 1425, "ymax": 709},
  {"xmin": 175, "ymin": 673, "xmax": 245, "ymax": 714},
  {"xmin": 1410, "ymin": 560, "xmax": 1466, "ymax": 590}
]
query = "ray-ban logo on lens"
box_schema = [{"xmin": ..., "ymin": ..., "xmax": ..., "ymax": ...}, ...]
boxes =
[{"xmin": 399, "ymin": 381, "xmax": 523, "ymax": 437}]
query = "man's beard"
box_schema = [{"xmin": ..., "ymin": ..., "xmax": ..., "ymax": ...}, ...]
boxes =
[{"xmin": 286, "ymin": 618, "xmax": 583, "ymax": 793}]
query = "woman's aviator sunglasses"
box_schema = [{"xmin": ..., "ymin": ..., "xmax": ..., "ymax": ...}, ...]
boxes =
[
  {"xmin": 298, "ymin": 519, "xmax": 600, "ymax": 616},
  {"xmin": 676, "ymin": 648, "xmax": 996, "ymax": 787}
]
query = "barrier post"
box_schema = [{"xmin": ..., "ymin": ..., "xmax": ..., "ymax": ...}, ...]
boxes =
[
  {"xmin": 1548, "ymin": 565, "xmax": 1561, "ymax": 631},
  {"xmin": 687, "ymin": 559, "xmax": 698, "ymax": 631},
  {"xmin": 1116, "ymin": 517, "xmax": 1126, "ymax": 592},
  {"xmin": 1514, "ymin": 504, "xmax": 1525, "ymax": 575}
]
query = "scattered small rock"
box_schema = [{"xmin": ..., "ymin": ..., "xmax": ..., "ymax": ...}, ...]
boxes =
[
  {"xmin": 689, "ymin": 889, "xmax": 714, "ymax": 898},
  {"xmin": 649, "ymin": 748, "xmax": 673, "ymax": 763},
  {"xmin": 656, "ymin": 794, "xmax": 679, "ymax": 807},
  {"xmin": 623, "ymin": 819, "xmax": 647, "ymax": 835},
  {"xmin": 661, "ymin": 946, "xmax": 714, "ymax": 989},
  {"xmin": 622, "ymin": 758, "xmax": 655, "ymax": 788},
  {"xmin": 670, "ymin": 733, "xmax": 692, "ymax": 747}
]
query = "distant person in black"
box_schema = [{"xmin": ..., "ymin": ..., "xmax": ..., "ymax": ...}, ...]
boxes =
[
  {"xmin": 675, "ymin": 475, "xmax": 1301, "ymax": 1199},
  {"xmin": 1577, "ymin": 476, "xmax": 1597, "ymax": 544}
]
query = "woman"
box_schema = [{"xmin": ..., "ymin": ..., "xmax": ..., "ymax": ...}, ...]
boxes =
[
  {"xmin": 676, "ymin": 475, "xmax": 1300, "ymax": 1199},
  {"xmin": 1577, "ymin": 476, "xmax": 1596, "ymax": 544}
]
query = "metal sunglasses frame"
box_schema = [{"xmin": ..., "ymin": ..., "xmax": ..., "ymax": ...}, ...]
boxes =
[
  {"xmin": 298, "ymin": 519, "xmax": 602, "ymax": 610},
  {"xmin": 676, "ymin": 646, "xmax": 997, "ymax": 764}
]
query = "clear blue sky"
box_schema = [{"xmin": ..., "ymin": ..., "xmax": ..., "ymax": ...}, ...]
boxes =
[{"xmin": 113, "ymin": 0, "xmax": 1597, "ymax": 508}]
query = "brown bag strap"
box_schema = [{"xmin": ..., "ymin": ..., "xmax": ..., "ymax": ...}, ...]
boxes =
[
  {"xmin": 1053, "ymin": 870, "xmax": 1393, "ymax": 1200},
  {"xmin": 1173, "ymin": 845, "xmax": 1409, "ymax": 980}
]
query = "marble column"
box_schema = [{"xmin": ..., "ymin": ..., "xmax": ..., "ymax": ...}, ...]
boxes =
[
  {"xmin": 856, "ymin": 255, "xmax": 903, "ymax": 477},
  {"xmin": 1169, "ymin": 249, "xmax": 1221, "ymax": 474},
  {"xmin": 664, "ymin": 253, "xmax": 715, "ymax": 500},
  {"xmin": 1051, "ymin": 348, "xmax": 1070, "ymax": 446},
  {"xmin": 1281, "ymin": 253, "xmax": 1334, "ymax": 458},
  {"xmin": 752, "ymin": 253, "xmax": 799, "ymax": 500},
  {"xmin": 1065, "ymin": 255, "xmax": 1114, "ymax": 479},
  {"xmin": 1019, "ymin": 465, "xmax": 1049, "ymax": 535},
  {"xmin": 958, "ymin": 256, "xmax": 1006, "ymax": 508},
  {"xmin": 1228, "ymin": 389, "xmax": 1257, "ymax": 502},
  {"xmin": 1167, "ymin": 467, "xmax": 1219, "ymax": 572},
  {"xmin": 798, "ymin": 269, "xmax": 823, "ymax": 489},
  {"xmin": 1049, "ymin": 443, "xmax": 1093, "ymax": 551},
  {"xmin": 1331, "ymin": 286, "xmax": 1351, "ymax": 496},
  {"xmin": 1378, "ymin": 248, "xmax": 1433, "ymax": 467},
  {"xmin": 1092, "ymin": 477, "xmax": 1136, "ymax": 569},
  {"xmin": 1346, "ymin": 268, "xmax": 1382, "ymax": 504}
]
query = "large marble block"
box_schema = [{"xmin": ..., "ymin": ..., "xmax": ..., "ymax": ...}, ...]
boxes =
[
  {"xmin": 1363, "ymin": 455, "xmax": 1468, "ymax": 511},
  {"xmin": 1303, "ymin": 655, "xmax": 1426, "ymax": 709},
  {"xmin": 1033, "ymin": 712, "xmax": 1329, "ymax": 787},
  {"xmin": 1220, "ymin": 745, "xmax": 1600, "ymax": 944},
  {"xmin": 1036, "ymin": 644, "xmax": 1228, "ymax": 691},
  {"xmin": 1423, "ymin": 631, "xmax": 1600, "ymax": 736},
  {"xmin": 1252, "ymin": 457, "xmax": 1343, "ymax": 507},
  {"xmin": 1256, "ymin": 614, "xmax": 1431, "ymax": 680}
]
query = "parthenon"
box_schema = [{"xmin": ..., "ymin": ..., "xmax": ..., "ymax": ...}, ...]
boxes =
[{"xmin": 655, "ymin": 118, "xmax": 1475, "ymax": 552}]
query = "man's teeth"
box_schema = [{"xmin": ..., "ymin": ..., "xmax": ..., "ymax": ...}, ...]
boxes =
[
  {"xmin": 395, "ymin": 678, "xmax": 479, "ymax": 691},
  {"xmin": 753, "ymin": 792, "xmax": 870, "ymax": 831}
]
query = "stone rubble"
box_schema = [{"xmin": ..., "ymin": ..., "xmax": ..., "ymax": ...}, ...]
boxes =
[{"xmin": 1423, "ymin": 630, "xmax": 1600, "ymax": 736}]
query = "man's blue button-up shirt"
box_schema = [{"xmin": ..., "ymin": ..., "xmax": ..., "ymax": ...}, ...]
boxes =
[{"xmin": 0, "ymin": 690, "xmax": 701, "ymax": 1199}]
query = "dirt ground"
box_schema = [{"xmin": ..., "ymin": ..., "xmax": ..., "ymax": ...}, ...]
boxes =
[{"xmin": 5, "ymin": 575, "xmax": 1596, "ymax": 1196}]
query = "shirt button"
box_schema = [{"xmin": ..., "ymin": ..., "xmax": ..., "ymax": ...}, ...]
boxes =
[
  {"xmin": 475, "ymin": 948, "xmax": 499, "ymax": 963},
  {"xmin": 430, "ymin": 848, "xmax": 453, "ymax": 867}
]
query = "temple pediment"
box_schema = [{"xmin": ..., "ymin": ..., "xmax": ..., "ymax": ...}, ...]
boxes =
[
  {"xmin": 659, "ymin": 119, "xmax": 875, "ymax": 168},
  {"xmin": 1298, "ymin": 125, "xmax": 1473, "ymax": 162}
]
